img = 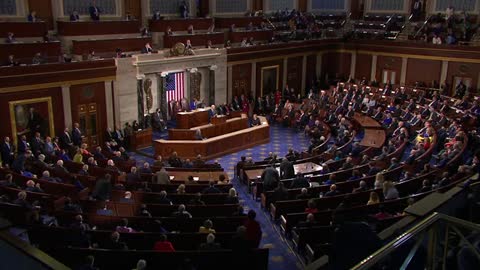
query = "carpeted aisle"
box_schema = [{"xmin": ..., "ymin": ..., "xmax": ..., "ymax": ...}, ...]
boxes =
[{"xmin": 131, "ymin": 123, "xmax": 312, "ymax": 270}]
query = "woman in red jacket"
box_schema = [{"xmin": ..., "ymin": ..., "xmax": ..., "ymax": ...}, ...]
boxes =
[
  {"xmin": 153, "ymin": 234, "xmax": 175, "ymax": 252},
  {"xmin": 244, "ymin": 210, "xmax": 262, "ymax": 248}
]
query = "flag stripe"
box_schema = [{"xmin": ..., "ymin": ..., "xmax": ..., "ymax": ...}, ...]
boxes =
[{"xmin": 166, "ymin": 72, "xmax": 185, "ymax": 104}]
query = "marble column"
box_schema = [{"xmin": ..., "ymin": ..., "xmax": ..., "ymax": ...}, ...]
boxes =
[
  {"xmin": 283, "ymin": 57, "xmax": 288, "ymax": 88},
  {"xmin": 251, "ymin": 62, "xmax": 257, "ymax": 97},
  {"xmin": 400, "ymin": 57, "xmax": 408, "ymax": 85},
  {"xmin": 136, "ymin": 75, "xmax": 145, "ymax": 128},
  {"xmin": 301, "ymin": 55, "xmax": 307, "ymax": 96},
  {"xmin": 157, "ymin": 73, "xmax": 168, "ymax": 121},
  {"xmin": 61, "ymin": 85, "xmax": 72, "ymax": 129},
  {"xmin": 440, "ymin": 60, "xmax": 449, "ymax": 85},
  {"xmin": 209, "ymin": 67, "xmax": 216, "ymax": 105},
  {"xmin": 105, "ymin": 80, "xmax": 115, "ymax": 129},
  {"xmin": 370, "ymin": 55, "xmax": 378, "ymax": 82},
  {"xmin": 350, "ymin": 52, "xmax": 357, "ymax": 79},
  {"xmin": 227, "ymin": 65, "xmax": 233, "ymax": 103},
  {"xmin": 316, "ymin": 53, "xmax": 322, "ymax": 81}
]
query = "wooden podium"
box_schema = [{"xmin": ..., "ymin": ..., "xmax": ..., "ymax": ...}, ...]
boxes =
[
  {"xmin": 176, "ymin": 110, "xmax": 210, "ymax": 129},
  {"xmin": 131, "ymin": 128, "xmax": 152, "ymax": 150},
  {"xmin": 211, "ymin": 115, "xmax": 227, "ymax": 125}
]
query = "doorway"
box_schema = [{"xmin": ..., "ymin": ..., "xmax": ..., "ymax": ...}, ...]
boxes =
[{"xmin": 77, "ymin": 103, "xmax": 100, "ymax": 146}]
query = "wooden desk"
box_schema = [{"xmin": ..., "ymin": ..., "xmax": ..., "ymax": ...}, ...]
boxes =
[
  {"xmin": 211, "ymin": 115, "xmax": 227, "ymax": 125},
  {"xmin": 131, "ymin": 128, "xmax": 152, "ymax": 150},
  {"xmin": 353, "ymin": 113, "xmax": 382, "ymax": 128},
  {"xmin": 244, "ymin": 162, "xmax": 323, "ymax": 182},
  {"xmin": 169, "ymin": 117, "xmax": 249, "ymax": 140},
  {"xmin": 167, "ymin": 171, "xmax": 228, "ymax": 182},
  {"xmin": 215, "ymin": 17, "xmax": 264, "ymax": 28},
  {"xmin": 0, "ymin": 41, "xmax": 61, "ymax": 64},
  {"xmin": 57, "ymin": 20, "xmax": 141, "ymax": 36},
  {"xmin": 164, "ymin": 32, "xmax": 224, "ymax": 48},
  {"xmin": 0, "ymin": 22, "xmax": 47, "ymax": 37},
  {"xmin": 155, "ymin": 117, "xmax": 270, "ymax": 160},
  {"xmin": 149, "ymin": 18, "xmax": 213, "ymax": 32},
  {"xmin": 72, "ymin": 37, "xmax": 152, "ymax": 55},
  {"xmin": 359, "ymin": 129, "xmax": 386, "ymax": 148},
  {"xmin": 228, "ymin": 30, "xmax": 274, "ymax": 43},
  {"xmin": 176, "ymin": 109, "xmax": 210, "ymax": 129}
]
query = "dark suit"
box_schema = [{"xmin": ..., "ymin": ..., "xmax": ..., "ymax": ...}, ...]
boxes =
[
  {"xmin": 89, "ymin": 5, "xmax": 100, "ymax": 21},
  {"xmin": 70, "ymin": 14, "xmax": 80, "ymax": 21},
  {"xmin": 280, "ymin": 159, "xmax": 295, "ymax": 179},
  {"xmin": 60, "ymin": 132, "xmax": 73, "ymax": 149},
  {"xmin": 1, "ymin": 142, "xmax": 14, "ymax": 166},
  {"xmin": 72, "ymin": 128, "xmax": 82, "ymax": 146},
  {"xmin": 17, "ymin": 140, "xmax": 28, "ymax": 154},
  {"xmin": 262, "ymin": 167, "xmax": 279, "ymax": 191}
]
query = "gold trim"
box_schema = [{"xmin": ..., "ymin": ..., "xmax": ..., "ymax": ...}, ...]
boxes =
[
  {"xmin": 260, "ymin": 65, "xmax": 280, "ymax": 96},
  {"xmin": 9, "ymin": 97, "xmax": 55, "ymax": 148},
  {"xmin": 0, "ymin": 76, "xmax": 117, "ymax": 93}
]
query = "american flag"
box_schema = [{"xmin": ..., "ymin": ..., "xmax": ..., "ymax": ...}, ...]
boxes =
[{"xmin": 166, "ymin": 72, "xmax": 185, "ymax": 103}]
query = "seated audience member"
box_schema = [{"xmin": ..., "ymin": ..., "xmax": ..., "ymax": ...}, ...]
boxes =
[
  {"xmin": 325, "ymin": 184, "xmax": 340, "ymax": 197},
  {"xmin": 104, "ymin": 231, "xmax": 128, "ymax": 250},
  {"xmin": 156, "ymin": 190, "xmax": 172, "ymax": 205},
  {"xmin": 290, "ymin": 174, "xmax": 309, "ymax": 189},
  {"xmin": 225, "ymin": 188, "xmax": 239, "ymax": 204},
  {"xmin": 70, "ymin": 11, "xmax": 80, "ymax": 21},
  {"xmin": 202, "ymin": 181, "xmax": 221, "ymax": 194},
  {"xmin": 172, "ymin": 204, "xmax": 192, "ymax": 220},
  {"xmin": 296, "ymin": 213, "xmax": 319, "ymax": 228},
  {"xmin": 305, "ymin": 199, "xmax": 318, "ymax": 214},
  {"xmin": 199, "ymin": 233, "xmax": 221, "ymax": 250},
  {"xmin": 187, "ymin": 24, "xmax": 194, "ymax": 34},
  {"xmin": 192, "ymin": 154, "xmax": 205, "ymax": 167},
  {"xmin": 176, "ymin": 184, "xmax": 186, "ymax": 194},
  {"xmin": 383, "ymin": 181, "xmax": 399, "ymax": 200},
  {"xmin": 353, "ymin": 180, "xmax": 368, "ymax": 193},
  {"xmin": 25, "ymin": 180, "xmax": 43, "ymax": 193},
  {"xmin": 5, "ymin": 55, "xmax": 19, "ymax": 66},
  {"xmin": 116, "ymin": 218, "xmax": 135, "ymax": 233},
  {"xmin": 168, "ymin": 152, "xmax": 182, "ymax": 167},
  {"xmin": 251, "ymin": 114, "xmax": 261, "ymax": 126},
  {"xmin": 120, "ymin": 191, "xmax": 134, "ymax": 203},
  {"xmin": 5, "ymin": 32, "xmax": 16, "ymax": 43},
  {"xmin": 217, "ymin": 174, "xmax": 229, "ymax": 184},
  {"xmin": 141, "ymin": 43, "xmax": 153, "ymax": 54},
  {"xmin": 367, "ymin": 191, "xmax": 380, "ymax": 205},
  {"xmin": 153, "ymin": 234, "xmax": 175, "ymax": 252},
  {"xmin": 165, "ymin": 26, "xmax": 173, "ymax": 36},
  {"xmin": 199, "ymin": 219, "xmax": 216, "ymax": 233}
]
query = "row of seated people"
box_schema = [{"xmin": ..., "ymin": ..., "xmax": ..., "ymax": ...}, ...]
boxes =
[{"xmin": 240, "ymin": 80, "xmax": 476, "ymax": 268}]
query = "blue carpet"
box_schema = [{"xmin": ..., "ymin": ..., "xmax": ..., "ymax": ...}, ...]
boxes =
[{"xmin": 129, "ymin": 123, "xmax": 311, "ymax": 270}]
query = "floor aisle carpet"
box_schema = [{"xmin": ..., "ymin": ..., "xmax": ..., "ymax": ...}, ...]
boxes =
[{"xmin": 130, "ymin": 123, "xmax": 312, "ymax": 270}]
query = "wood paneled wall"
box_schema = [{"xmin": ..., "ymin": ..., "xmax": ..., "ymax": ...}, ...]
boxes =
[
  {"xmin": 306, "ymin": 54, "xmax": 317, "ymax": 89},
  {"xmin": 321, "ymin": 52, "xmax": 352, "ymax": 80},
  {"xmin": 447, "ymin": 62, "xmax": 480, "ymax": 95},
  {"xmin": 124, "ymin": 0, "xmax": 142, "ymax": 19},
  {"xmin": 70, "ymin": 82, "xmax": 108, "ymax": 144},
  {"xmin": 287, "ymin": 56, "xmax": 303, "ymax": 94},
  {"xmin": 232, "ymin": 63, "xmax": 252, "ymax": 99},
  {"xmin": 0, "ymin": 87, "xmax": 64, "ymax": 141},
  {"xmin": 256, "ymin": 59, "xmax": 284, "ymax": 96},
  {"xmin": 251, "ymin": 0, "xmax": 263, "ymax": 11},
  {"xmin": 355, "ymin": 53, "xmax": 372, "ymax": 81},
  {"xmin": 405, "ymin": 58, "xmax": 442, "ymax": 87},
  {"xmin": 27, "ymin": 0, "xmax": 54, "ymax": 30},
  {"xmin": 375, "ymin": 55, "xmax": 402, "ymax": 83}
]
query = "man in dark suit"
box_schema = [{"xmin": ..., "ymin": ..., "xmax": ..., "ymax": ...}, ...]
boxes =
[
  {"xmin": 17, "ymin": 135, "xmax": 29, "ymax": 154},
  {"xmin": 30, "ymin": 132, "xmax": 43, "ymax": 157},
  {"xmin": 60, "ymin": 128, "xmax": 73, "ymax": 149},
  {"xmin": 1, "ymin": 136, "xmax": 15, "ymax": 167},
  {"xmin": 261, "ymin": 165, "xmax": 279, "ymax": 192},
  {"xmin": 89, "ymin": 0, "xmax": 101, "ymax": 21},
  {"xmin": 72, "ymin": 123, "xmax": 83, "ymax": 147}
]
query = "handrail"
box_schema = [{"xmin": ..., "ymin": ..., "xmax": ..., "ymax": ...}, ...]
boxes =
[
  {"xmin": 351, "ymin": 212, "xmax": 480, "ymax": 270},
  {"xmin": 414, "ymin": 15, "xmax": 432, "ymax": 38}
]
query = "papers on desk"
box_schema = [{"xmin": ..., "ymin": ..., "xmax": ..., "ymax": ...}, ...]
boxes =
[
  {"xmin": 193, "ymin": 177, "xmax": 199, "ymax": 181},
  {"xmin": 169, "ymin": 176, "xmax": 175, "ymax": 180}
]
